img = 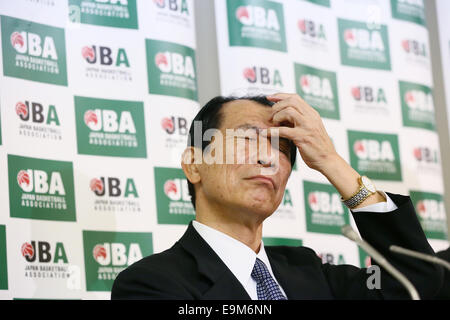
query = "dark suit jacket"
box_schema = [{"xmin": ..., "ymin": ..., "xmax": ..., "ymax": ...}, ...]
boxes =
[
  {"xmin": 111, "ymin": 193, "xmax": 443, "ymax": 300},
  {"xmin": 435, "ymin": 247, "xmax": 450, "ymax": 299}
]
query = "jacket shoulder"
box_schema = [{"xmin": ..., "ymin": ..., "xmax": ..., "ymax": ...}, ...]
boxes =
[
  {"xmin": 111, "ymin": 242, "xmax": 196, "ymax": 299},
  {"xmin": 266, "ymin": 245, "xmax": 322, "ymax": 265}
]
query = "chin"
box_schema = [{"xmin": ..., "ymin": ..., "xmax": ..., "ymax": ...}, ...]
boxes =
[{"xmin": 245, "ymin": 198, "xmax": 277, "ymax": 217}]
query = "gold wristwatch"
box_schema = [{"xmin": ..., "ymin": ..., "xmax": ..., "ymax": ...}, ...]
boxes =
[{"xmin": 341, "ymin": 176, "xmax": 377, "ymax": 209}]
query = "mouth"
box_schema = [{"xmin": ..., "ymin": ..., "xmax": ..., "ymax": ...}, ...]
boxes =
[{"xmin": 245, "ymin": 175, "xmax": 276, "ymax": 189}]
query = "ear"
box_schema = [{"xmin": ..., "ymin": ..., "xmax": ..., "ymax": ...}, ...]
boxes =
[{"xmin": 181, "ymin": 147, "xmax": 202, "ymax": 184}]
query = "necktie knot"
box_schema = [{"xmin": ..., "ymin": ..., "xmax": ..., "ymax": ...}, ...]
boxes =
[
  {"xmin": 251, "ymin": 258, "xmax": 270, "ymax": 282},
  {"xmin": 251, "ymin": 258, "xmax": 287, "ymax": 300}
]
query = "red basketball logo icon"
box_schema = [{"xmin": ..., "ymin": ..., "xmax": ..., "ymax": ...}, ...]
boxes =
[
  {"xmin": 351, "ymin": 87, "xmax": 361, "ymax": 100},
  {"xmin": 354, "ymin": 141, "xmax": 365, "ymax": 158},
  {"xmin": 243, "ymin": 68, "xmax": 256, "ymax": 82},
  {"xmin": 16, "ymin": 102, "xmax": 28, "ymax": 118},
  {"xmin": 155, "ymin": 52, "xmax": 168, "ymax": 68},
  {"xmin": 90, "ymin": 178, "xmax": 104, "ymax": 194},
  {"xmin": 82, "ymin": 46, "xmax": 96, "ymax": 63},
  {"xmin": 298, "ymin": 19, "xmax": 306, "ymax": 33},
  {"xmin": 93, "ymin": 244, "xmax": 107, "ymax": 263},
  {"xmin": 236, "ymin": 6, "xmax": 249, "ymax": 22},
  {"xmin": 17, "ymin": 170, "xmax": 30, "ymax": 190},
  {"xmin": 84, "ymin": 110, "xmax": 98, "ymax": 128},
  {"xmin": 402, "ymin": 40, "xmax": 410, "ymax": 53},
  {"xmin": 161, "ymin": 117, "xmax": 174, "ymax": 132},
  {"xmin": 21, "ymin": 242, "xmax": 34, "ymax": 260},
  {"xmin": 405, "ymin": 91, "xmax": 415, "ymax": 107},
  {"xmin": 300, "ymin": 75, "xmax": 309, "ymax": 91},
  {"xmin": 344, "ymin": 29, "xmax": 356, "ymax": 47},
  {"xmin": 11, "ymin": 32, "xmax": 24, "ymax": 51},
  {"xmin": 164, "ymin": 180, "xmax": 178, "ymax": 199}
]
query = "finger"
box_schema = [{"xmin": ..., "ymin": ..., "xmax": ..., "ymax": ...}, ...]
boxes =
[
  {"xmin": 270, "ymin": 99, "xmax": 304, "ymax": 119},
  {"xmin": 271, "ymin": 96, "xmax": 316, "ymax": 118},
  {"xmin": 271, "ymin": 107, "xmax": 302, "ymax": 127},
  {"xmin": 266, "ymin": 95, "xmax": 284, "ymax": 102},
  {"xmin": 266, "ymin": 93, "xmax": 297, "ymax": 101},
  {"xmin": 267, "ymin": 93, "xmax": 308, "ymax": 106},
  {"xmin": 262, "ymin": 126, "xmax": 299, "ymax": 142}
]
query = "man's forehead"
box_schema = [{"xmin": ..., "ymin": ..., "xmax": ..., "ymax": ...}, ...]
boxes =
[{"xmin": 220, "ymin": 99, "xmax": 272, "ymax": 128}]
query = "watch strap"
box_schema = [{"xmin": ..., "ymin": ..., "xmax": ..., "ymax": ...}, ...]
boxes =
[{"xmin": 341, "ymin": 176, "xmax": 374, "ymax": 209}]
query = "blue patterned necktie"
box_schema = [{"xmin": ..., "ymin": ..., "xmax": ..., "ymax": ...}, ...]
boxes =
[{"xmin": 251, "ymin": 258, "xmax": 287, "ymax": 300}]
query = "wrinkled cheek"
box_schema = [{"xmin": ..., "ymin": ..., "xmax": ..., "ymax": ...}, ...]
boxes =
[{"xmin": 224, "ymin": 140, "xmax": 258, "ymax": 165}]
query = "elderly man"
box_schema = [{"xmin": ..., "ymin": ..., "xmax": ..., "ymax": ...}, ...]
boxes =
[{"xmin": 111, "ymin": 93, "xmax": 443, "ymax": 300}]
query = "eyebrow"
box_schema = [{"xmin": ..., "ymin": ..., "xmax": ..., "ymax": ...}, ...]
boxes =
[{"xmin": 234, "ymin": 124, "xmax": 262, "ymax": 132}]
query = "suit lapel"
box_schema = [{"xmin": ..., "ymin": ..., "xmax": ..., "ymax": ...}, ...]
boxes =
[{"xmin": 178, "ymin": 222, "xmax": 251, "ymax": 300}]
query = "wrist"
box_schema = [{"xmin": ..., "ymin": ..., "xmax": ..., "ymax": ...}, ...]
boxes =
[
  {"xmin": 318, "ymin": 154, "xmax": 361, "ymax": 200},
  {"xmin": 318, "ymin": 154, "xmax": 357, "ymax": 181}
]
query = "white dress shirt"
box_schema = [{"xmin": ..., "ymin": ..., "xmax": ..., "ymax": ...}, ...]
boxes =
[
  {"xmin": 192, "ymin": 192, "xmax": 398, "ymax": 300},
  {"xmin": 192, "ymin": 220, "xmax": 288, "ymax": 299}
]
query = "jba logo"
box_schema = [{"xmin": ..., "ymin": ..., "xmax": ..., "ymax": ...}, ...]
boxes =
[
  {"xmin": 8, "ymin": 155, "xmax": 76, "ymax": 221},
  {"xmin": 164, "ymin": 179, "xmax": 190, "ymax": 201},
  {"xmin": 90, "ymin": 177, "xmax": 138, "ymax": 197},
  {"xmin": 92, "ymin": 242, "xmax": 142, "ymax": 266},
  {"xmin": 353, "ymin": 140, "xmax": 394, "ymax": 161},
  {"xmin": 416, "ymin": 199, "xmax": 445, "ymax": 221},
  {"xmin": 298, "ymin": 19, "xmax": 326, "ymax": 40},
  {"xmin": 351, "ymin": 87, "xmax": 387, "ymax": 104},
  {"xmin": 281, "ymin": 188, "xmax": 293, "ymax": 207},
  {"xmin": 94, "ymin": 0, "xmax": 129, "ymax": 4},
  {"xmin": 348, "ymin": 131, "xmax": 401, "ymax": 181},
  {"xmin": 300, "ymin": 74, "xmax": 333, "ymax": 99},
  {"xmin": 410, "ymin": 191, "xmax": 447, "ymax": 240},
  {"xmin": 83, "ymin": 230, "xmax": 153, "ymax": 291},
  {"xmin": 161, "ymin": 116, "xmax": 188, "ymax": 135},
  {"xmin": 243, "ymin": 66, "xmax": 283, "ymax": 86},
  {"xmin": 400, "ymin": 81, "xmax": 435, "ymax": 130},
  {"xmin": 21, "ymin": 241, "xmax": 68, "ymax": 263},
  {"xmin": 236, "ymin": 5, "xmax": 279, "ymax": 30},
  {"xmin": 402, "ymin": 39, "xmax": 427, "ymax": 57},
  {"xmin": 295, "ymin": 63, "xmax": 339, "ymax": 120},
  {"xmin": 17, "ymin": 169, "xmax": 65, "ymax": 195},
  {"xmin": 392, "ymin": 0, "xmax": 425, "ymax": 26},
  {"xmin": 155, "ymin": 167, "xmax": 194, "ymax": 225},
  {"xmin": 338, "ymin": 19, "xmax": 390, "ymax": 70},
  {"xmin": 69, "ymin": 0, "xmax": 138, "ymax": 29},
  {"xmin": 272, "ymin": 188, "xmax": 294, "ymax": 219},
  {"xmin": 82, "ymin": 45, "xmax": 130, "ymax": 67},
  {"xmin": 16, "ymin": 101, "xmax": 60, "ymax": 125},
  {"xmin": 344, "ymin": 28, "xmax": 384, "ymax": 51},
  {"xmin": 11, "ymin": 31, "xmax": 58, "ymax": 60},
  {"xmin": 404, "ymin": 90, "xmax": 433, "ymax": 111},
  {"xmin": 318, "ymin": 252, "xmax": 345, "ymax": 265},
  {"xmin": 308, "ymin": 191, "xmax": 344, "ymax": 215},
  {"xmin": 2, "ymin": 16, "xmax": 67, "ymax": 85},
  {"xmin": 75, "ymin": 96, "xmax": 146, "ymax": 158},
  {"xmin": 154, "ymin": 51, "xmax": 195, "ymax": 78},
  {"xmin": 398, "ymin": 0, "xmax": 423, "ymax": 7},
  {"xmin": 227, "ymin": 0, "xmax": 286, "ymax": 52},
  {"xmin": 147, "ymin": 39, "xmax": 197, "ymax": 100},
  {"xmin": 84, "ymin": 109, "xmax": 136, "ymax": 134},
  {"xmin": 413, "ymin": 147, "xmax": 439, "ymax": 164},
  {"xmin": 304, "ymin": 181, "xmax": 349, "ymax": 234},
  {"xmin": 153, "ymin": 0, "xmax": 189, "ymax": 14}
]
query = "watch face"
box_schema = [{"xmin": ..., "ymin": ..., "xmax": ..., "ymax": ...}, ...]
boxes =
[{"xmin": 362, "ymin": 176, "xmax": 376, "ymax": 193}]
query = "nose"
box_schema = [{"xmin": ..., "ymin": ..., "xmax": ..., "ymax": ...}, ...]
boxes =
[
  {"xmin": 257, "ymin": 159, "xmax": 272, "ymax": 167},
  {"xmin": 257, "ymin": 148, "xmax": 278, "ymax": 168},
  {"xmin": 256, "ymin": 135, "xmax": 281, "ymax": 172}
]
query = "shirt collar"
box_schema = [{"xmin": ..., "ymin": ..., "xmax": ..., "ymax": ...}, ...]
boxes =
[{"xmin": 192, "ymin": 220, "xmax": 274, "ymax": 289}]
